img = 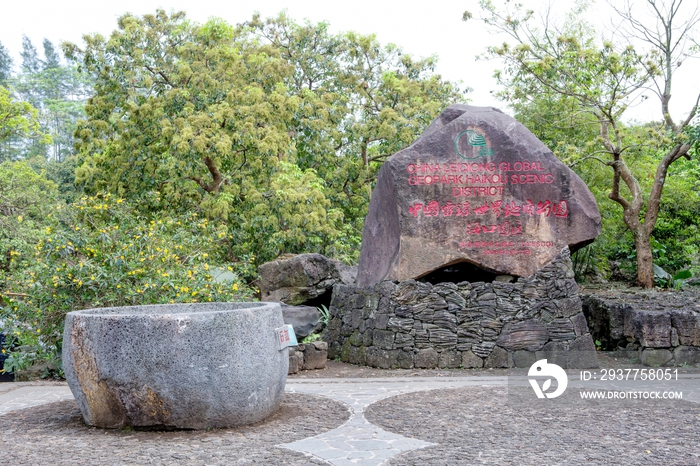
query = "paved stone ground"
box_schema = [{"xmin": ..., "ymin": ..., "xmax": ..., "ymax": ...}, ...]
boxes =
[
  {"xmin": 2, "ymin": 392, "xmax": 350, "ymax": 465},
  {"xmin": 366, "ymin": 386, "xmax": 700, "ymax": 465},
  {"xmin": 1, "ymin": 357, "xmax": 699, "ymax": 465}
]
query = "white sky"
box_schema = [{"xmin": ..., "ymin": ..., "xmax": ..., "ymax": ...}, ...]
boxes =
[{"xmin": 1, "ymin": 0, "xmax": 699, "ymax": 123}]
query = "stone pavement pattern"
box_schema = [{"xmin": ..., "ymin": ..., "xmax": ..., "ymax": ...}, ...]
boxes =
[
  {"xmin": 366, "ymin": 385, "xmax": 700, "ymax": 465},
  {"xmin": 282, "ymin": 377, "xmax": 506, "ymax": 465},
  {"xmin": 1, "ymin": 370, "xmax": 699, "ymax": 465},
  {"xmin": 1, "ymin": 391, "xmax": 349, "ymax": 465}
]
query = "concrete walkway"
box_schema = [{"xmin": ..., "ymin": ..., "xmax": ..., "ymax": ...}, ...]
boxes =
[{"xmin": 1, "ymin": 373, "xmax": 699, "ymax": 466}]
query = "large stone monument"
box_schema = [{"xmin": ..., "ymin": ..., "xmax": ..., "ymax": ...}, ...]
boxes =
[
  {"xmin": 357, "ymin": 104, "xmax": 600, "ymax": 286},
  {"xmin": 327, "ymin": 105, "xmax": 602, "ymax": 369}
]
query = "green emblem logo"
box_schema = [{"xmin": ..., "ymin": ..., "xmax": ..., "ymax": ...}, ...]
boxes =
[{"xmin": 454, "ymin": 129, "xmax": 494, "ymax": 159}]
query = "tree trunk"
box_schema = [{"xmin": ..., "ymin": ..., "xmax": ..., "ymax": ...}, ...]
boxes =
[{"xmin": 634, "ymin": 231, "xmax": 654, "ymax": 289}]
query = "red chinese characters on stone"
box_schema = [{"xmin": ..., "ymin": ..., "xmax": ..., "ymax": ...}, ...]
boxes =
[
  {"xmin": 473, "ymin": 202, "xmax": 490, "ymax": 215},
  {"xmin": 408, "ymin": 199, "xmax": 568, "ymax": 219},
  {"xmin": 553, "ymin": 200, "xmax": 569, "ymax": 217},
  {"xmin": 409, "ymin": 203, "xmax": 423, "ymax": 218},
  {"xmin": 466, "ymin": 221, "xmax": 523, "ymax": 237},
  {"xmin": 504, "ymin": 201, "xmax": 521, "ymax": 217},
  {"xmin": 442, "ymin": 202, "xmax": 458, "ymax": 216},
  {"xmin": 424, "ymin": 200, "xmax": 440, "ymax": 217}
]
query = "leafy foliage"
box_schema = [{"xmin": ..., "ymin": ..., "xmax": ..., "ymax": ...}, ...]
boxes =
[
  {"xmin": 0, "ymin": 86, "xmax": 50, "ymax": 158},
  {"xmin": 468, "ymin": 0, "xmax": 700, "ymax": 287},
  {"xmin": 0, "ymin": 161, "xmax": 59, "ymax": 278},
  {"xmin": 64, "ymin": 10, "xmax": 464, "ymax": 265},
  {"xmin": 1, "ymin": 193, "xmax": 256, "ymax": 368}
]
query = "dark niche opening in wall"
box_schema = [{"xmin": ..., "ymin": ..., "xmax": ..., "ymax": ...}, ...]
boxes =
[
  {"xmin": 418, "ymin": 261, "xmax": 501, "ymax": 284},
  {"xmin": 301, "ymin": 288, "xmax": 334, "ymax": 311}
]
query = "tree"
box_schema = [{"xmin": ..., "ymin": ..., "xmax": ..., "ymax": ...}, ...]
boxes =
[
  {"xmin": 10, "ymin": 38, "xmax": 92, "ymax": 161},
  {"xmin": 66, "ymin": 10, "xmax": 465, "ymax": 264},
  {"xmin": 42, "ymin": 39, "xmax": 61, "ymax": 70},
  {"xmin": 20, "ymin": 36, "xmax": 40, "ymax": 77},
  {"xmin": 65, "ymin": 11, "xmax": 296, "ymax": 202},
  {"xmin": 0, "ymin": 41, "xmax": 12, "ymax": 85},
  {"xmin": 467, "ymin": 0, "xmax": 700, "ymax": 288},
  {"xmin": 0, "ymin": 160, "xmax": 59, "ymax": 277},
  {"xmin": 245, "ymin": 13, "xmax": 465, "ymax": 247},
  {"xmin": 0, "ymin": 85, "xmax": 50, "ymax": 160}
]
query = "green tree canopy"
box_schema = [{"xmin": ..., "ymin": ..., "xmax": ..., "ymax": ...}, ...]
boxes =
[
  {"xmin": 65, "ymin": 10, "xmax": 466, "ymax": 264},
  {"xmin": 0, "ymin": 85, "xmax": 50, "ymax": 160},
  {"xmin": 0, "ymin": 160, "xmax": 59, "ymax": 277},
  {"xmin": 0, "ymin": 41, "xmax": 12, "ymax": 85},
  {"xmin": 245, "ymin": 13, "xmax": 465, "ymax": 235},
  {"xmin": 467, "ymin": 0, "xmax": 700, "ymax": 287}
]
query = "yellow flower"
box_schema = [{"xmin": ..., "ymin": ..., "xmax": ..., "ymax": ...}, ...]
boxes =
[
  {"xmin": 233, "ymin": 283, "xmax": 239, "ymax": 291},
  {"xmin": 17, "ymin": 215, "xmax": 23, "ymax": 222}
]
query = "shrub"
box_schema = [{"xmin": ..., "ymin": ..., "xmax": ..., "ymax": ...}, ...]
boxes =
[{"xmin": 1, "ymin": 192, "xmax": 256, "ymax": 374}]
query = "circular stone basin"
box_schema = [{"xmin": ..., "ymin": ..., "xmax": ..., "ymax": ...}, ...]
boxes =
[{"xmin": 62, "ymin": 302, "xmax": 288, "ymax": 430}]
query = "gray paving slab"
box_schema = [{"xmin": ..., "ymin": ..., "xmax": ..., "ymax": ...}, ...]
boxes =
[
  {"xmin": 280, "ymin": 377, "xmax": 508, "ymax": 465},
  {"xmin": 0, "ymin": 385, "xmax": 74, "ymax": 415}
]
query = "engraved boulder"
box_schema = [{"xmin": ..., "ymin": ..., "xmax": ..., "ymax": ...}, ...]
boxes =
[{"xmin": 356, "ymin": 104, "xmax": 601, "ymax": 286}]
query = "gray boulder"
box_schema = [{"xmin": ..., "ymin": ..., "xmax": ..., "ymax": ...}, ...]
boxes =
[
  {"xmin": 356, "ymin": 104, "xmax": 601, "ymax": 287},
  {"xmin": 259, "ymin": 253, "xmax": 356, "ymax": 305},
  {"xmin": 282, "ymin": 304, "xmax": 321, "ymax": 339}
]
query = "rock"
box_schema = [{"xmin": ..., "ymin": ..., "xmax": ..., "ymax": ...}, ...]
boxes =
[
  {"xmin": 356, "ymin": 104, "xmax": 601, "ymax": 287},
  {"xmin": 288, "ymin": 347, "xmax": 303, "ymax": 374},
  {"xmin": 570, "ymin": 312, "xmax": 590, "ymax": 336},
  {"xmin": 484, "ymin": 345, "xmax": 511, "ymax": 368},
  {"xmin": 462, "ymin": 350, "xmax": 484, "ymax": 368},
  {"xmin": 438, "ymin": 350, "xmax": 462, "ymax": 369},
  {"xmin": 472, "ymin": 341, "xmax": 496, "ymax": 358},
  {"xmin": 673, "ymin": 346, "xmax": 700, "ymax": 366},
  {"xmin": 366, "ymin": 347, "xmax": 399, "ymax": 369},
  {"xmin": 397, "ymin": 350, "xmax": 415, "ymax": 369},
  {"xmin": 372, "ymin": 329, "xmax": 395, "ymax": 350},
  {"xmin": 14, "ymin": 361, "xmax": 59, "ymax": 382},
  {"xmin": 281, "ymin": 304, "xmax": 321, "ymax": 339},
  {"xmin": 547, "ymin": 318, "xmax": 577, "ymax": 342},
  {"xmin": 428, "ymin": 327, "xmax": 458, "ymax": 348},
  {"xmin": 495, "ymin": 275, "xmax": 515, "ymax": 283},
  {"xmin": 671, "ymin": 327, "xmax": 680, "ymax": 347},
  {"xmin": 259, "ymin": 253, "xmax": 356, "ymax": 305},
  {"xmin": 670, "ymin": 310, "xmax": 700, "ymax": 346},
  {"xmin": 300, "ymin": 341, "xmax": 328, "ymax": 370},
  {"xmin": 567, "ymin": 334, "xmax": 599, "ymax": 369},
  {"xmin": 640, "ymin": 348, "xmax": 673, "ymax": 367},
  {"xmin": 496, "ymin": 320, "xmax": 548, "ymax": 351},
  {"xmin": 624, "ymin": 310, "xmax": 671, "ymax": 348},
  {"xmin": 415, "ymin": 348, "xmax": 439, "ymax": 368},
  {"xmin": 63, "ymin": 302, "xmax": 288, "ymax": 430},
  {"xmin": 537, "ymin": 341, "xmax": 567, "ymax": 369},
  {"xmin": 513, "ymin": 350, "xmax": 538, "ymax": 368}
]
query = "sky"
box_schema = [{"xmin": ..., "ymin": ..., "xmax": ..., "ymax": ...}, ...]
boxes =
[{"xmin": 1, "ymin": 0, "xmax": 699, "ymax": 123}]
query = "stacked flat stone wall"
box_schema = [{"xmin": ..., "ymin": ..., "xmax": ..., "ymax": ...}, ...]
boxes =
[
  {"xmin": 327, "ymin": 249, "xmax": 597, "ymax": 369},
  {"xmin": 288, "ymin": 341, "xmax": 328, "ymax": 374},
  {"xmin": 582, "ymin": 292, "xmax": 700, "ymax": 367}
]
